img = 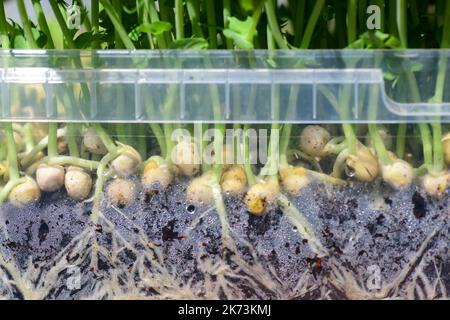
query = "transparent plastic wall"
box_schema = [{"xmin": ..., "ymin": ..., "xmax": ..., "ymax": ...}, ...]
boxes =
[{"xmin": 1, "ymin": 49, "xmax": 450, "ymax": 123}]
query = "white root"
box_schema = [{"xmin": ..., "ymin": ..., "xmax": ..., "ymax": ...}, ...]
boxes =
[
  {"xmin": 277, "ymin": 193, "xmax": 328, "ymax": 257},
  {"xmin": 328, "ymin": 223, "xmax": 444, "ymax": 299}
]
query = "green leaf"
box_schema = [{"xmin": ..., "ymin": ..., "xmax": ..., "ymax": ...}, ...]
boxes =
[
  {"xmin": 128, "ymin": 26, "xmax": 141, "ymax": 42},
  {"xmin": 168, "ymin": 38, "xmax": 209, "ymax": 50},
  {"xmin": 73, "ymin": 31, "xmax": 105, "ymax": 49},
  {"xmin": 36, "ymin": 33, "xmax": 48, "ymax": 48},
  {"xmin": 223, "ymin": 16, "xmax": 255, "ymax": 49},
  {"xmin": 74, "ymin": 32, "xmax": 91, "ymax": 49},
  {"xmin": 136, "ymin": 21, "xmax": 172, "ymax": 36},
  {"xmin": 383, "ymin": 72, "xmax": 397, "ymax": 81},
  {"xmin": 346, "ymin": 31, "xmax": 401, "ymax": 49},
  {"xmin": 374, "ymin": 31, "xmax": 390, "ymax": 41},
  {"xmin": 346, "ymin": 38, "xmax": 364, "ymax": 49},
  {"xmin": 384, "ymin": 35, "xmax": 401, "ymax": 49}
]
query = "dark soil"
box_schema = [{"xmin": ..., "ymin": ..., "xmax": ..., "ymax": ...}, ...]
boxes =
[{"xmin": 0, "ymin": 180, "xmax": 448, "ymax": 299}]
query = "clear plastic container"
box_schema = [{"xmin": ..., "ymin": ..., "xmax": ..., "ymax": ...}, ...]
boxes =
[
  {"xmin": 1, "ymin": 49, "xmax": 450, "ymax": 123},
  {"xmin": 0, "ymin": 50, "xmax": 449, "ymax": 300}
]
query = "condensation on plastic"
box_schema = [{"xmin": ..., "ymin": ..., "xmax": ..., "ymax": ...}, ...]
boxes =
[{"xmin": 0, "ymin": 49, "xmax": 450, "ymax": 123}]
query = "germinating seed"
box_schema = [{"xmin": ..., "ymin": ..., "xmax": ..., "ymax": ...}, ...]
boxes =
[{"xmin": 0, "ymin": 0, "xmax": 449, "ymax": 300}]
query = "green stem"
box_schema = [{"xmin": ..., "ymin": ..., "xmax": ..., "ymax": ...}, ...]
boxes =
[
  {"xmin": 393, "ymin": 0, "xmax": 410, "ymax": 163},
  {"xmin": 293, "ymin": 0, "xmax": 306, "ymax": 47},
  {"xmin": 243, "ymin": 124, "xmax": 256, "ymax": 186},
  {"xmin": 213, "ymin": 124, "xmax": 225, "ymax": 179},
  {"xmin": 419, "ymin": 123, "xmax": 433, "ymax": 169},
  {"xmin": 92, "ymin": 124, "xmax": 118, "ymax": 154},
  {"xmin": 0, "ymin": 1, "xmax": 9, "ymax": 48},
  {"xmin": 388, "ymin": 0, "xmax": 398, "ymax": 37},
  {"xmin": 347, "ymin": 0, "xmax": 357, "ymax": 44},
  {"xmin": 48, "ymin": 156, "xmax": 99, "ymax": 171},
  {"xmin": 17, "ymin": 0, "xmax": 37, "ymax": 49},
  {"xmin": 205, "ymin": 0, "xmax": 217, "ymax": 49},
  {"xmin": 342, "ymin": 123, "xmax": 358, "ymax": 155},
  {"xmin": 99, "ymin": 0, "xmax": 135, "ymax": 49},
  {"xmin": 32, "ymin": 0, "xmax": 55, "ymax": 49},
  {"xmin": 397, "ymin": 0, "xmax": 408, "ymax": 48},
  {"xmin": 300, "ymin": 0, "xmax": 325, "ymax": 49},
  {"xmin": 368, "ymin": 54, "xmax": 391, "ymax": 166},
  {"xmin": 158, "ymin": 0, "xmax": 173, "ymax": 46},
  {"xmin": 23, "ymin": 124, "xmax": 34, "ymax": 153},
  {"xmin": 373, "ymin": 0, "xmax": 385, "ymax": 31},
  {"xmin": 4, "ymin": 124, "xmax": 19, "ymax": 181},
  {"xmin": 266, "ymin": 28, "xmax": 279, "ymax": 180},
  {"xmin": 164, "ymin": 123, "xmax": 174, "ymax": 164},
  {"xmin": 410, "ymin": 0, "xmax": 420, "ymax": 29},
  {"xmin": 150, "ymin": 124, "xmax": 166, "ymax": 157},
  {"xmin": 92, "ymin": 153, "xmax": 117, "ymax": 221},
  {"xmin": 199, "ymin": 123, "xmax": 209, "ymax": 172},
  {"xmin": 265, "ymin": 0, "xmax": 288, "ymax": 49},
  {"xmin": 112, "ymin": 0, "xmax": 124, "ymax": 49},
  {"xmin": 48, "ymin": 123, "xmax": 58, "ymax": 158},
  {"xmin": 20, "ymin": 128, "xmax": 67, "ymax": 167},
  {"xmin": 0, "ymin": 144, "xmax": 6, "ymax": 161},
  {"xmin": 67, "ymin": 124, "xmax": 80, "ymax": 158},
  {"xmin": 358, "ymin": 0, "xmax": 367, "ymax": 36},
  {"xmin": 327, "ymin": 74, "xmax": 358, "ymax": 156},
  {"xmin": 431, "ymin": 122, "xmax": 443, "ymax": 172},
  {"xmin": 334, "ymin": 1, "xmax": 346, "ymax": 48},
  {"xmin": 186, "ymin": 0, "xmax": 203, "ymax": 38},
  {"xmin": 429, "ymin": 0, "xmax": 450, "ymax": 172},
  {"xmin": 368, "ymin": 124, "xmax": 391, "ymax": 165},
  {"xmin": 223, "ymin": 0, "xmax": 233, "ymax": 48},
  {"xmin": 92, "ymin": 0, "xmax": 100, "ymax": 49},
  {"xmin": 396, "ymin": 123, "xmax": 407, "ymax": 159},
  {"xmin": 175, "ymin": 0, "xmax": 184, "ymax": 40},
  {"xmin": 0, "ymin": 178, "xmax": 27, "ymax": 204},
  {"xmin": 146, "ymin": 0, "xmax": 168, "ymax": 48},
  {"xmin": 279, "ymin": 0, "xmax": 325, "ymax": 157},
  {"xmin": 49, "ymin": 0, "xmax": 76, "ymax": 48},
  {"xmin": 137, "ymin": 125, "xmax": 147, "ymax": 159}
]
